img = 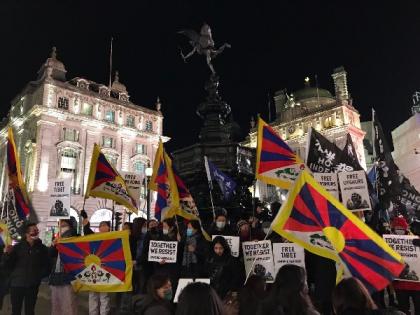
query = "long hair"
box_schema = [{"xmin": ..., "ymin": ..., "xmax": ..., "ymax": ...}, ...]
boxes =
[
  {"xmin": 132, "ymin": 217, "xmax": 146, "ymax": 239},
  {"xmin": 189, "ymin": 220, "xmax": 203, "ymax": 237},
  {"xmin": 267, "ymin": 265, "xmax": 315, "ymax": 315},
  {"xmin": 211, "ymin": 236, "xmax": 231, "ymax": 258},
  {"xmin": 147, "ymin": 274, "xmax": 170, "ymax": 302},
  {"xmin": 333, "ymin": 277, "xmax": 377, "ymax": 314},
  {"xmin": 176, "ymin": 282, "xmax": 226, "ymax": 315}
]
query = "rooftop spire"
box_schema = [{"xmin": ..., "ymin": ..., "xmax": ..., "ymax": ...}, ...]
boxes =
[
  {"xmin": 156, "ymin": 97, "xmax": 162, "ymax": 111},
  {"xmin": 51, "ymin": 46, "xmax": 57, "ymax": 59}
]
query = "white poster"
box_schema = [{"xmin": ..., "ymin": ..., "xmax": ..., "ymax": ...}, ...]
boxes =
[
  {"xmin": 48, "ymin": 178, "xmax": 71, "ymax": 219},
  {"xmin": 174, "ymin": 278, "xmax": 210, "ymax": 303},
  {"xmin": 148, "ymin": 240, "xmax": 178, "ymax": 263},
  {"xmin": 121, "ymin": 172, "xmax": 142, "ymax": 210},
  {"xmin": 338, "ymin": 170, "xmax": 371, "ymax": 211},
  {"xmin": 383, "ymin": 234, "xmax": 420, "ymax": 282},
  {"xmin": 212, "ymin": 235, "xmax": 240, "ymax": 257},
  {"xmin": 272, "ymin": 243, "xmax": 305, "ymax": 276},
  {"xmin": 242, "ymin": 240, "xmax": 275, "ymax": 283},
  {"xmin": 313, "ymin": 172, "xmax": 339, "ymax": 199}
]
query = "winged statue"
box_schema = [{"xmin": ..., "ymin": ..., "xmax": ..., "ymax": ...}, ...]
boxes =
[{"xmin": 179, "ymin": 23, "xmax": 231, "ymax": 74}]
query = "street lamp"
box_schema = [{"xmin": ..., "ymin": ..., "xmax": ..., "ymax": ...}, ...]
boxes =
[{"xmin": 145, "ymin": 161, "xmax": 153, "ymax": 224}]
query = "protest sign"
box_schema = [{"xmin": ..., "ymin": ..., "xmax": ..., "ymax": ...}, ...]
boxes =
[
  {"xmin": 338, "ymin": 170, "xmax": 371, "ymax": 211},
  {"xmin": 242, "ymin": 240, "xmax": 275, "ymax": 283},
  {"xmin": 174, "ymin": 278, "xmax": 210, "ymax": 303},
  {"xmin": 48, "ymin": 178, "xmax": 71, "ymax": 219},
  {"xmin": 212, "ymin": 235, "xmax": 240, "ymax": 257},
  {"xmin": 121, "ymin": 172, "xmax": 142, "ymax": 209},
  {"xmin": 383, "ymin": 234, "xmax": 420, "ymax": 282},
  {"xmin": 148, "ymin": 240, "xmax": 178, "ymax": 263},
  {"xmin": 313, "ymin": 173, "xmax": 339, "ymax": 199},
  {"xmin": 272, "ymin": 243, "xmax": 305, "ymax": 276}
]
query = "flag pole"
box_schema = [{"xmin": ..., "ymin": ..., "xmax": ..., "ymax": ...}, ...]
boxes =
[
  {"xmin": 204, "ymin": 156, "xmax": 216, "ymax": 220},
  {"xmin": 108, "ymin": 37, "xmax": 113, "ymax": 89},
  {"xmin": 209, "ymin": 188, "xmax": 216, "ymax": 220},
  {"xmin": 111, "ymin": 200, "xmax": 115, "ymax": 231}
]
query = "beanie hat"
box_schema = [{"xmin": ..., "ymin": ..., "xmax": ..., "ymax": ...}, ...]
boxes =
[{"xmin": 391, "ymin": 216, "xmax": 408, "ymax": 230}]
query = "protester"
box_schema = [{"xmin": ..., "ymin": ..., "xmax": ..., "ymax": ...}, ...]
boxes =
[
  {"xmin": 132, "ymin": 217, "xmax": 148, "ymax": 293},
  {"xmin": 238, "ymin": 275, "xmax": 266, "ymax": 315},
  {"xmin": 390, "ymin": 216, "xmax": 420, "ymax": 315},
  {"xmin": 207, "ymin": 208, "xmax": 233, "ymax": 237},
  {"xmin": 49, "ymin": 219, "xmax": 78, "ymax": 315},
  {"xmin": 181, "ymin": 219, "xmax": 209, "ymax": 278},
  {"xmin": 3, "ymin": 222, "xmax": 50, "ymax": 315},
  {"xmin": 0, "ymin": 242, "xmax": 9, "ymax": 311},
  {"xmin": 86, "ymin": 220, "xmax": 112, "ymax": 315},
  {"xmin": 236, "ymin": 218, "xmax": 264, "ymax": 242},
  {"xmin": 257, "ymin": 264, "xmax": 319, "ymax": 315},
  {"xmin": 205, "ymin": 236, "xmax": 242, "ymax": 298},
  {"xmin": 134, "ymin": 274, "xmax": 173, "ymax": 315},
  {"xmin": 176, "ymin": 282, "xmax": 226, "ymax": 315}
]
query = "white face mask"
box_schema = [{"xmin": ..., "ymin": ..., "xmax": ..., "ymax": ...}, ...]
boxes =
[
  {"xmin": 216, "ymin": 221, "xmax": 226, "ymax": 229},
  {"xmin": 163, "ymin": 229, "xmax": 169, "ymax": 235},
  {"xmin": 395, "ymin": 229, "xmax": 405, "ymax": 235},
  {"xmin": 141, "ymin": 227, "xmax": 147, "ymax": 234},
  {"xmin": 263, "ymin": 228, "xmax": 270, "ymax": 235}
]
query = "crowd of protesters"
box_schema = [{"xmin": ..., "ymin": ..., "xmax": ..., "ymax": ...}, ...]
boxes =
[{"xmin": 0, "ymin": 204, "xmax": 419, "ymax": 315}]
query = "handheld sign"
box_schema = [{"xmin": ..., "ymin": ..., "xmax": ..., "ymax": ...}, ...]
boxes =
[
  {"xmin": 148, "ymin": 240, "xmax": 178, "ymax": 263},
  {"xmin": 242, "ymin": 240, "xmax": 275, "ymax": 283},
  {"xmin": 272, "ymin": 243, "xmax": 305, "ymax": 277},
  {"xmin": 313, "ymin": 173, "xmax": 339, "ymax": 199},
  {"xmin": 48, "ymin": 178, "xmax": 71, "ymax": 219},
  {"xmin": 338, "ymin": 170, "xmax": 371, "ymax": 211}
]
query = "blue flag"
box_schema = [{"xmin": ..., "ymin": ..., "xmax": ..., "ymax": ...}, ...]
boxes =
[{"xmin": 204, "ymin": 156, "xmax": 237, "ymax": 200}]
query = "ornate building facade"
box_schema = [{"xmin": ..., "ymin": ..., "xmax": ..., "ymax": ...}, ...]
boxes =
[
  {"xmin": 244, "ymin": 67, "xmax": 367, "ymax": 202},
  {"xmin": 0, "ymin": 48, "xmax": 165, "ymax": 236}
]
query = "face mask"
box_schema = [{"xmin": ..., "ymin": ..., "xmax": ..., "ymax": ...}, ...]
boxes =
[
  {"xmin": 163, "ymin": 288, "xmax": 173, "ymax": 301},
  {"xmin": 216, "ymin": 221, "xmax": 226, "ymax": 229},
  {"xmin": 395, "ymin": 229, "xmax": 405, "ymax": 235},
  {"xmin": 141, "ymin": 227, "xmax": 147, "ymax": 234},
  {"xmin": 29, "ymin": 232, "xmax": 39, "ymax": 240},
  {"xmin": 163, "ymin": 229, "xmax": 169, "ymax": 235},
  {"xmin": 186, "ymin": 228, "xmax": 193, "ymax": 237},
  {"xmin": 263, "ymin": 228, "xmax": 270, "ymax": 235}
]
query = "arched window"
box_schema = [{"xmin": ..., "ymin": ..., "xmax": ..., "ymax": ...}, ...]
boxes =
[{"xmin": 90, "ymin": 209, "xmax": 112, "ymax": 230}]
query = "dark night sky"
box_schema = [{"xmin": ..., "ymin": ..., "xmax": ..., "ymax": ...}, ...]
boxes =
[{"xmin": 1, "ymin": 1, "xmax": 419, "ymax": 152}]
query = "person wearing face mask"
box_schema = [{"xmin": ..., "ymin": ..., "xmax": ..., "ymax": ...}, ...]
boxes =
[
  {"xmin": 4, "ymin": 223, "xmax": 50, "ymax": 315},
  {"xmin": 207, "ymin": 208, "xmax": 233, "ymax": 237},
  {"xmin": 132, "ymin": 217, "xmax": 147, "ymax": 294},
  {"xmin": 134, "ymin": 274, "xmax": 174, "ymax": 315},
  {"xmin": 49, "ymin": 219, "xmax": 78, "ymax": 315},
  {"xmin": 181, "ymin": 220, "xmax": 209, "ymax": 278},
  {"xmin": 205, "ymin": 236, "xmax": 243, "ymax": 299}
]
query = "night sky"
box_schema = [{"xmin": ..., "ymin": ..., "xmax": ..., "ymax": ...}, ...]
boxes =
[{"xmin": 1, "ymin": 1, "xmax": 419, "ymax": 152}]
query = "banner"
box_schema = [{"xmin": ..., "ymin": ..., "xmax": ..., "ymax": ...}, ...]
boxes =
[
  {"xmin": 48, "ymin": 178, "xmax": 71, "ymax": 219},
  {"xmin": 272, "ymin": 243, "xmax": 305, "ymax": 277},
  {"xmin": 174, "ymin": 278, "xmax": 210, "ymax": 303},
  {"xmin": 212, "ymin": 235, "xmax": 240, "ymax": 257},
  {"xmin": 121, "ymin": 172, "xmax": 142, "ymax": 210},
  {"xmin": 57, "ymin": 230, "xmax": 132, "ymax": 292},
  {"xmin": 313, "ymin": 173, "xmax": 339, "ymax": 199},
  {"xmin": 338, "ymin": 170, "xmax": 371, "ymax": 211},
  {"xmin": 148, "ymin": 240, "xmax": 178, "ymax": 263},
  {"xmin": 383, "ymin": 234, "xmax": 420, "ymax": 282},
  {"xmin": 1, "ymin": 191, "xmax": 26, "ymax": 239},
  {"xmin": 242, "ymin": 240, "xmax": 275, "ymax": 283}
]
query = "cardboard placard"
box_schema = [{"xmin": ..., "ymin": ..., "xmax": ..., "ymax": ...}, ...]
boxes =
[
  {"xmin": 48, "ymin": 179, "xmax": 71, "ymax": 219},
  {"xmin": 272, "ymin": 243, "xmax": 305, "ymax": 276},
  {"xmin": 148, "ymin": 240, "xmax": 178, "ymax": 263},
  {"xmin": 242, "ymin": 240, "xmax": 275, "ymax": 283},
  {"xmin": 338, "ymin": 170, "xmax": 371, "ymax": 211},
  {"xmin": 313, "ymin": 173, "xmax": 339, "ymax": 199}
]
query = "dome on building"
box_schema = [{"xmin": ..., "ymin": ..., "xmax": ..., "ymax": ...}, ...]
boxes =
[
  {"xmin": 111, "ymin": 71, "xmax": 127, "ymax": 93},
  {"xmin": 293, "ymin": 86, "xmax": 333, "ymax": 101},
  {"xmin": 37, "ymin": 47, "xmax": 67, "ymax": 81}
]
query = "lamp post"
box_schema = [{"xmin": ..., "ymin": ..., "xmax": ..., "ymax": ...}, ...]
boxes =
[{"xmin": 145, "ymin": 162, "xmax": 153, "ymax": 224}]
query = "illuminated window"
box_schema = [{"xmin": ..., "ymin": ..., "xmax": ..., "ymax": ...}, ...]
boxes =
[
  {"xmin": 134, "ymin": 161, "xmax": 145, "ymax": 174},
  {"xmin": 105, "ymin": 154, "xmax": 118, "ymax": 167},
  {"xmin": 135, "ymin": 144, "xmax": 146, "ymax": 155},
  {"xmin": 105, "ymin": 110, "xmax": 115, "ymax": 123},
  {"xmin": 102, "ymin": 136, "xmax": 115, "ymax": 149},
  {"xmin": 58, "ymin": 97, "xmax": 69, "ymax": 110},
  {"xmin": 60, "ymin": 148, "xmax": 77, "ymax": 175},
  {"xmin": 145, "ymin": 120, "xmax": 153, "ymax": 132},
  {"xmin": 81, "ymin": 103, "xmax": 93, "ymax": 116},
  {"xmin": 126, "ymin": 115, "xmax": 135, "ymax": 128}
]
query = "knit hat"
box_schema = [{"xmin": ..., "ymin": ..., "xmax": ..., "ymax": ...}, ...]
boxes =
[
  {"xmin": 391, "ymin": 216, "xmax": 408, "ymax": 230},
  {"xmin": 237, "ymin": 219, "xmax": 249, "ymax": 229}
]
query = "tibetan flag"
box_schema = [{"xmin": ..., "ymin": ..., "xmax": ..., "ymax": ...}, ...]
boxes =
[
  {"xmin": 7, "ymin": 128, "xmax": 30, "ymax": 219},
  {"xmin": 149, "ymin": 140, "xmax": 169, "ymax": 221},
  {"xmin": 256, "ymin": 117, "xmax": 305, "ymax": 189},
  {"xmin": 57, "ymin": 230, "xmax": 132, "ymax": 292},
  {"xmin": 0, "ymin": 220, "xmax": 11, "ymax": 247},
  {"xmin": 86, "ymin": 144, "xmax": 138, "ymax": 214},
  {"xmin": 272, "ymin": 170, "xmax": 404, "ymax": 292}
]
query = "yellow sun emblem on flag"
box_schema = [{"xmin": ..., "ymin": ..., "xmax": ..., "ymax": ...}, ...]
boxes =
[{"xmin": 84, "ymin": 254, "xmax": 101, "ymax": 267}]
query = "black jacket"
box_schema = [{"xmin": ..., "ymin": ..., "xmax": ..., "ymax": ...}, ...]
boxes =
[{"xmin": 4, "ymin": 239, "xmax": 50, "ymax": 287}]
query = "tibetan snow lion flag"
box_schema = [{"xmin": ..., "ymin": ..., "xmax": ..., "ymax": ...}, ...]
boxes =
[
  {"xmin": 256, "ymin": 117, "xmax": 305, "ymax": 189},
  {"xmin": 7, "ymin": 127, "xmax": 31, "ymax": 219},
  {"xmin": 57, "ymin": 230, "xmax": 132, "ymax": 292},
  {"xmin": 272, "ymin": 170, "xmax": 404, "ymax": 292},
  {"xmin": 86, "ymin": 144, "xmax": 138, "ymax": 214}
]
